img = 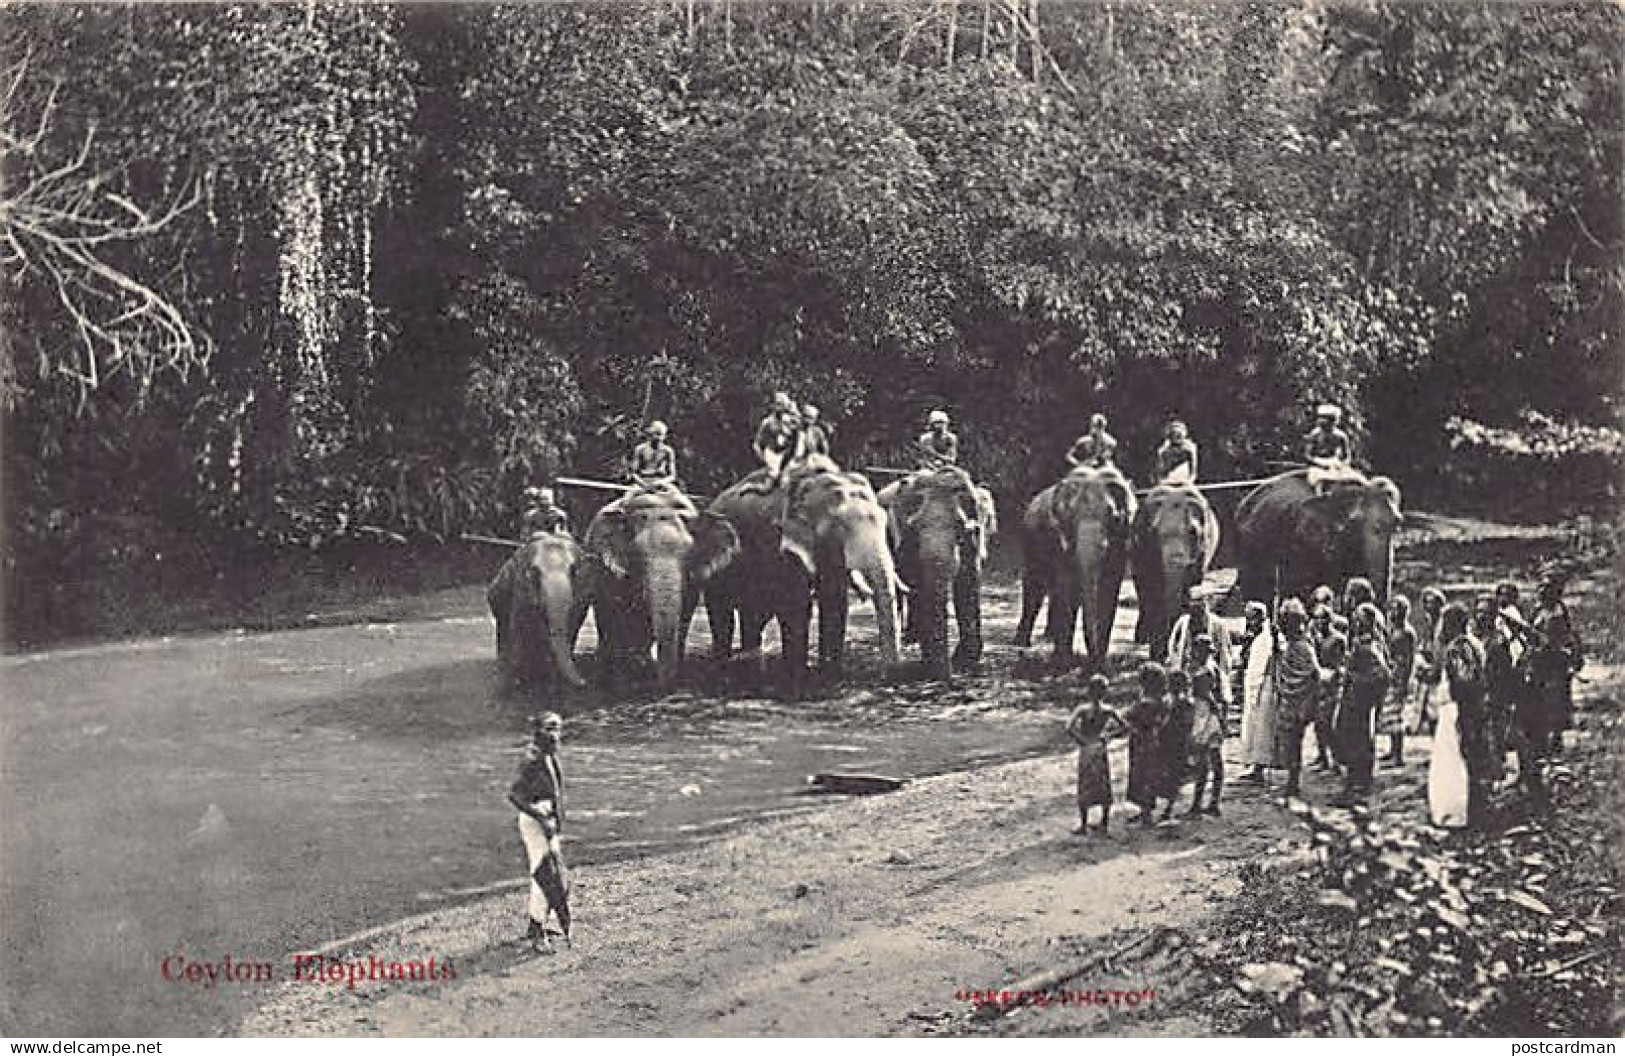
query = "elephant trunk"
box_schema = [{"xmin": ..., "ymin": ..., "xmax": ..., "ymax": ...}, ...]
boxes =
[
  {"xmin": 646, "ymin": 556, "xmax": 686, "ymax": 685},
  {"xmin": 1072, "ymin": 523, "xmax": 1113, "ymax": 665},
  {"xmin": 1156, "ymin": 558, "xmax": 1196, "ymax": 654},
  {"xmin": 848, "ymin": 534, "xmax": 901, "ymax": 666},
  {"xmin": 915, "ymin": 528, "xmax": 960, "ymax": 674},
  {"xmin": 543, "ymin": 572, "xmax": 586, "ymax": 687}
]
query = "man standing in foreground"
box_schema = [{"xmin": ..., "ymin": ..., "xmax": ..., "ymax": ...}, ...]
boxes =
[{"xmin": 510, "ymin": 712, "xmax": 570, "ymax": 954}]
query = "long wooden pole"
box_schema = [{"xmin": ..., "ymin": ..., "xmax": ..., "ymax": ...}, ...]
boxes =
[
  {"xmin": 462, "ymin": 532, "xmax": 520, "ymax": 549},
  {"xmin": 555, "ymin": 475, "xmax": 633, "ymax": 494}
]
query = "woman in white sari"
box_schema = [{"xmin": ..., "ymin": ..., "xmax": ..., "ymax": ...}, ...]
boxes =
[
  {"xmin": 1428, "ymin": 603, "xmax": 1476, "ymax": 829},
  {"xmin": 1238, "ymin": 615, "xmax": 1279, "ymax": 771},
  {"xmin": 1233, "ymin": 602, "xmax": 1272, "ymax": 782}
]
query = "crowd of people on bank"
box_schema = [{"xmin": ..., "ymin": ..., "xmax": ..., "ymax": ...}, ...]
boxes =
[{"xmin": 1067, "ymin": 571, "xmax": 1586, "ymax": 836}]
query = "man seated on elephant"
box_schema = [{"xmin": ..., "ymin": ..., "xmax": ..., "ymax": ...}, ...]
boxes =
[
  {"xmin": 796, "ymin": 403, "xmax": 833, "ymax": 465},
  {"xmin": 1304, "ymin": 403, "xmax": 1355, "ymax": 493},
  {"xmin": 520, "ymin": 486, "xmax": 570, "ymax": 537},
  {"xmin": 754, "ymin": 392, "xmax": 803, "ymax": 486},
  {"xmin": 1156, "ymin": 420, "xmax": 1199, "ymax": 485},
  {"xmin": 916, "ymin": 409, "xmax": 959, "ymax": 469},
  {"xmin": 631, "ymin": 420, "xmax": 678, "ymax": 493},
  {"xmin": 1066, "ymin": 413, "xmax": 1118, "ymax": 470}
]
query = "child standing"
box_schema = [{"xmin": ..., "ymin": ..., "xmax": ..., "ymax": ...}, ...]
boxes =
[
  {"xmin": 1381, "ymin": 595, "xmax": 1417, "ymax": 766},
  {"xmin": 1160, "ymin": 669, "xmax": 1197, "ymax": 821},
  {"xmin": 1066, "ymin": 673, "xmax": 1125, "ymax": 835},
  {"xmin": 1125, "ymin": 663, "xmax": 1169, "ymax": 826},
  {"xmin": 1187, "ymin": 635, "xmax": 1226, "ymax": 816}
]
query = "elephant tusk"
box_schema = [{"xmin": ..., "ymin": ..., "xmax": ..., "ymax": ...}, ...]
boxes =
[
  {"xmin": 849, "ymin": 568, "xmax": 875, "ymax": 599},
  {"xmin": 892, "ymin": 572, "xmax": 911, "ymax": 596}
]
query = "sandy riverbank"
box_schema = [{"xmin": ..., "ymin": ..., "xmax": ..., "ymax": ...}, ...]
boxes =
[{"xmin": 239, "ymin": 729, "xmax": 1358, "ymax": 1037}]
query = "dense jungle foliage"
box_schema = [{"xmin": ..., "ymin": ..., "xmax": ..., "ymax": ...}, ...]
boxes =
[{"xmin": 3, "ymin": 2, "xmax": 1621, "ymax": 641}]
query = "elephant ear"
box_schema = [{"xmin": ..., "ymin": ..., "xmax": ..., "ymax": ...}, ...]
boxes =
[
  {"xmin": 1103, "ymin": 470, "xmax": 1137, "ymax": 529},
  {"xmin": 1049, "ymin": 475, "xmax": 1084, "ymax": 551},
  {"xmin": 971, "ymin": 486, "xmax": 997, "ymax": 565},
  {"xmin": 1371, "ymin": 476, "xmax": 1402, "ymax": 515},
  {"xmin": 780, "ymin": 505, "xmax": 818, "ymax": 578},
  {"xmin": 572, "ymin": 550, "xmax": 607, "ymax": 603},
  {"xmin": 1201, "ymin": 500, "xmax": 1221, "ymax": 569},
  {"xmin": 686, "ymin": 512, "xmax": 740, "ymax": 584},
  {"xmin": 876, "ymin": 479, "xmax": 907, "ymax": 554},
  {"xmin": 1129, "ymin": 501, "xmax": 1160, "ymax": 579},
  {"xmin": 895, "ymin": 476, "xmax": 930, "ymax": 531},
  {"xmin": 974, "ymin": 486, "xmax": 998, "ymax": 540},
  {"xmin": 586, "ymin": 507, "xmax": 635, "ymax": 578}
]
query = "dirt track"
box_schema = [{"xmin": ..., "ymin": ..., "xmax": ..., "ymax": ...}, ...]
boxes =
[{"xmin": 241, "ymin": 737, "xmax": 1310, "ymax": 1036}]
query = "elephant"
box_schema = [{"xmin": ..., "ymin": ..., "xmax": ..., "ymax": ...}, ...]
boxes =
[
  {"xmin": 578, "ymin": 488, "xmax": 739, "ymax": 686},
  {"xmin": 487, "ymin": 531, "xmax": 588, "ymax": 693},
  {"xmin": 1014, "ymin": 465, "xmax": 1137, "ymax": 671},
  {"xmin": 707, "ymin": 456, "xmax": 902, "ymax": 680},
  {"xmin": 1233, "ymin": 470, "xmax": 1402, "ymax": 607},
  {"xmin": 876, "ymin": 467, "xmax": 997, "ymax": 679},
  {"xmin": 1131, "ymin": 481, "xmax": 1221, "ymax": 660}
]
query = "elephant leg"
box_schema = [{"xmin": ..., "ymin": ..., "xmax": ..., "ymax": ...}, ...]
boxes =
[
  {"xmin": 593, "ymin": 602, "xmax": 614, "ymax": 674},
  {"xmin": 898, "ymin": 553, "xmax": 919, "ymax": 646},
  {"xmin": 1015, "ymin": 564, "xmax": 1046, "ymax": 648},
  {"xmin": 493, "ymin": 612, "xmax": 515, "ymax": 688},
  {"xmin": 706, "ymin": 584, "xmax": 737, "ymax": 662},
  {"xmin": 952, "ymin": 569, "xmax": 983, "ymax": 672},
  {"xmin": 901, "ymin": 591, "xmax": 919, "ymax": 646},
  {"xmin": 597, "ymin": 597, "xmax": 636, "ymax": 685},
  {"xmin": 678, "ymin": 590, "xmax": 701, "ymax": 664},
  {"xmin": 513, "ymin": 607, "xmax": 543, "ymax": 689},
  {"xmin": 1050, "ymin": 581, "xmax": 1079, "ymax": 666},
  {"xmin": 740, "ymin": 602, "xmax": 768, "ymax": 656},
  {"xmin": 780, "ymin": 589, "xmax": 813, "ymax": 687},
  {"xmin": 817, "ymin": 571, "xmax": 850, "ymax": 674}
]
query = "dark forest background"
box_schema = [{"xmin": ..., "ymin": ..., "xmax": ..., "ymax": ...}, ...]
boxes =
[{"xmin": 3, "ymin": 1, "xmax": 1621, "ymax": 644}]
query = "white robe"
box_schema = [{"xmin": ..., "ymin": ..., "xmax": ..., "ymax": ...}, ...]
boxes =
[
  {"xmin": 518, "ymin": 808, "xmax": 565, "ymax": 922},
  {"xmin": 1239, "ymin": 633, "xmax": 1279, "ymax": 766},
  {"xmin": 1428, "ymin": 702, "xmax": 1470, "ymax": 828}
]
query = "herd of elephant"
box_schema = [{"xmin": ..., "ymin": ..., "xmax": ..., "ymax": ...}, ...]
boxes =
[{"xmin": 486, "ymin": 456, "xmax": 1403, "ymax": 695}]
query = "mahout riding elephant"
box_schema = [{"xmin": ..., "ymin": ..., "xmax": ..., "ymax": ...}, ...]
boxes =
[
  {"xmin": 1131, "ymin": 481, "xmax": 1220, "ymax": 659},
  {"xmin": 707, "ymin": 456, "xmax": 901, "ymax": 681},
  {"xmin": 578, "ymin": 488, "xmax": 739, "ymax": 686},
  {"xmin": 1014, "ymin": 465, "xmax": 1137, "ymax": 671},
  {"xmin": 877, "ymin": 467, "xmax": 997, "ymax": 679},
  {"xmin": 487, "ymin": 531, "xmax": 589, "ymax": 693},
  {"xmin": 1234, "ymin": 470, "xmax": 1401, "ymax": 606}
]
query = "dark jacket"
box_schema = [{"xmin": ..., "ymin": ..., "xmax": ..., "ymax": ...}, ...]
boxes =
[{"xmin": 509, "ymin": 753, "xmax": 565, "ymax": 830}]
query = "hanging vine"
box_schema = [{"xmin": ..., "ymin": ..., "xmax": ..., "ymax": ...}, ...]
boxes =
[{"xmin": 184, "ymin": 2, "xmax": 415, "ymax": 542}]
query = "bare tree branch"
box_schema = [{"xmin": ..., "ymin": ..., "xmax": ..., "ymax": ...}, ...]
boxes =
[{"xmin": 2, "ymin": 56, "xmax": 209, "ymax": 406}]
